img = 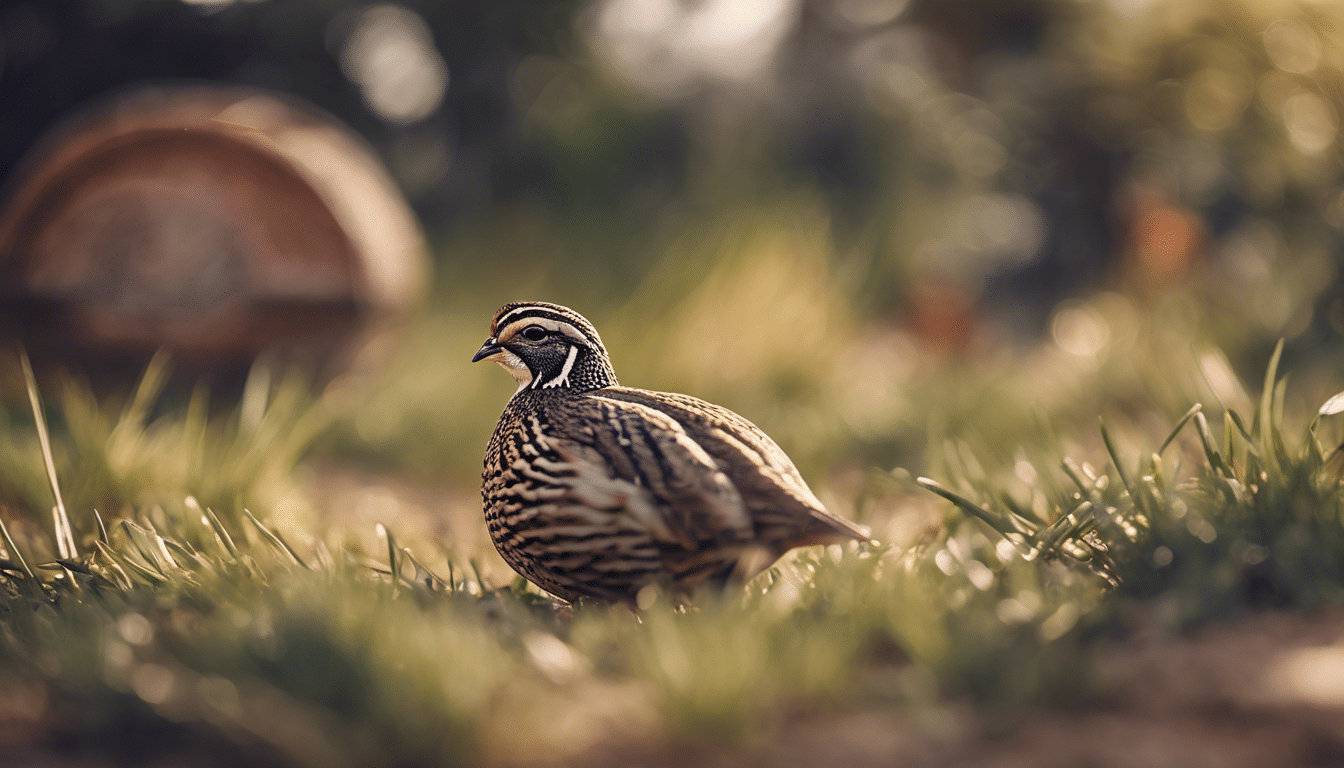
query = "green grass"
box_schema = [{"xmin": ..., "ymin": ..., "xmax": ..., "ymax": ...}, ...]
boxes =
[
  {"xmin": 0, "ymin": 325, "xmax": 1342, "ymax": 765},
  {"xmin": 0, "ymin": 351, "xmax": 333, "ymax": 543}
]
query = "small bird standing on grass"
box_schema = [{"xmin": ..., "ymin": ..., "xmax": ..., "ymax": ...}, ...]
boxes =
[{"xmin": 472, "ymin": 301, "xmax": 870, "ymax": 603}]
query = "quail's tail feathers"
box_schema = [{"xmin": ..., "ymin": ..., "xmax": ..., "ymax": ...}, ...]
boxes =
[{"xmin": 792, "ymin": 512, "xmax": 874, "ymax": 548}]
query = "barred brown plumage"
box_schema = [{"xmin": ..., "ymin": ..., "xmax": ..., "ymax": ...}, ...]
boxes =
[{"xmin": 473, "ymin": 301, "xmax": 872, "ymax": 603}]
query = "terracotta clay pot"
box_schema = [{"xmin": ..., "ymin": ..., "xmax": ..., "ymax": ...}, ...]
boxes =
[{"xmin": 0, "ymin": 86, "xmax": 428, "ymax": 388}]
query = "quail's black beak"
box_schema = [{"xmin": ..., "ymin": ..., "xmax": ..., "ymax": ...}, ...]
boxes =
[{"xmin": 472, "ymin": 338, "xmax": 504, "ymax": 363}]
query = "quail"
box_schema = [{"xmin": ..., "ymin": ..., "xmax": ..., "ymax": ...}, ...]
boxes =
[{"xmin": 472, "ymin": 302, "xmax": 871, "ymax": 603}]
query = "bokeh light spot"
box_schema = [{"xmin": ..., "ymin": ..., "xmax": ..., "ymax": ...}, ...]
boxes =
[
  {"xmin": 591, "ymin": 0, "xmax": 801, "ymax": 98},
  {"xmin": 131, "ymin": 663, "xmax": 176, "ymax": 705},
  {"xmin": 1268, "ymin": 647, "xmax": 1344, "ymax": 707},
  {"xmin": 339, "ymin": 5, "xmax": 448, "ymax": 125},
  {"xmin": 1283, "ymin": 91, "xmax": 1336, "ymax": 155},
  {"xmin": 1051, "ymin": 301, "xmax": 1110, "ymax": 358},
  {"xmin": 1264, "ymin": 21, "xmax": 1320, "ymax": 75},
  {"xmin": 117, "ymin": 613, "xmax": 154, "ymax": 647}
]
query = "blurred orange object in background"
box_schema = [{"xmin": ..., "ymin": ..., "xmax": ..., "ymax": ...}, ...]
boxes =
[{"xmin": 1119, "ymin": 182, "xmax": 1206, "ymax": 292}]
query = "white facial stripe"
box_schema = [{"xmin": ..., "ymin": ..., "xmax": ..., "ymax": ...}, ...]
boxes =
[
  {"xmin": 539, "ymin": 345, "xmax": 579, "ymax": 389},
  {"xmin": 483, "ymin": 348, "xmax": 534, "ymax": 394},
  {"xmin": 493, "ymin": 306, "xmax": 536, "ymax": 329},
  {"xmin": 496, "ymin": 317, "xmax": 587, "ymax": 344}
]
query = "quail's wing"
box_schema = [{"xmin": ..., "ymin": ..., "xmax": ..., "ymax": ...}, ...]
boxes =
[
  {"xmin": 597, "ymin": 387, "xmax": 871, "ymax": 546},
  {"xmin": 538, "ymin": 394, "xmax": 754, "ymax": 550}
]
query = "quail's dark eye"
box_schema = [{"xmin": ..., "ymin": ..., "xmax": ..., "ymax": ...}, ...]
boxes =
[{"xmin": 521, "ymin": 326, "xmax": 547, "ymax": 342}]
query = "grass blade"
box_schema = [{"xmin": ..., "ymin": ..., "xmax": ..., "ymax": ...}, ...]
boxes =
[
  {"xmin": 0, "ymin": 513, "xmax": 37, "ymax": 584},
  {"xmin": 93, "ymin": 541, "xmax": 140, "ymax": 590},
  {"xmin": 402, "ymin": 549, "xmax": 448, "ymax": 591},
  {"xmin": 1193, "ymin": 412, "xmax": 1226, "ymax": 476},
  {"xmin": 118, "ymin": 521, "xmax": 171, "ymax": 576},
  {"xmin": 1226, "ymin": 410, "xmax": 1259, "ymax": 455},
  {"xmin": 916, "ymin": 477, "xmax": 1016, "ymax": 538},
  {"xmin": 1157, "ymin": 404, "xmax": 1202, "ymax": 457},
  {"xmin": 379, "ymin": 523, "xmax": 402, "ymax": 592},
  {"xmin": 117, "ymin": 350, "xmax": 172, "ymax": 433},
  {"xmin": 239, "ymin": 360, "xmax": 273, "ymax": 436},
  {"xmin": 204, "ymin": 507, "xmax": 240, "ymax": 561},
  {"xmin": 1060, "ymin": 458, "xmax": 1092, "ymax": 494},
  {"xmin": 1035, "ymin": 500, "xmax": 1094, "ymax": 549},
  {"xmin": 1258, "ymin": 338, "xmax": 1284, "ymax": 447},
  {"xmin": 107, "ymin": 543, "xmax": 167, "ymax": 585},
  {"xmin": 468, "ymin": 559, "xmax": 487, "ymax": 595},
  {"xmin": 244, "ymin": 509, "xmax": 305, "ymax": 568},
  {"xmin": 93, "ymin": 509, "xmax": 109, "ymax": 545},
  {"xmin": 1099, "ymin": 419, "xmax": 1133, "ymax": 497},
  {"xmin": 19, "ymin": 348, "xmax": 76, "ymax": 560},
  {"xmin": 1270, "ymin": 377, "xmax": 1292, "ymax": 470},
  {"xmin": 999, "ymin": 491, "xmax": 1047, "ymax": 526}
]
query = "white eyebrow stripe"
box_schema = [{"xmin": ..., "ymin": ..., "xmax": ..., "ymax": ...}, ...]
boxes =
[
  {"xmin": 497, "ymin": 317, "xmax": 586, "ymax": 343},
  {"xmin": 494, "ymin": 306, "xmax": 535, "ymax": 328},
  {"xmin": 540, "ymin": 344, "xmax": 579, "ymax": 389}
]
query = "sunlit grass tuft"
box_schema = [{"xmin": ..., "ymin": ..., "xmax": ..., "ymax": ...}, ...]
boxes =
[
  {"xmin": 918, "ymin": 339, "xmax": 1344, "ymax": 629},
  {"xmin": 0, "ymin": 353, "xmax": 336, "ymax": 556}
]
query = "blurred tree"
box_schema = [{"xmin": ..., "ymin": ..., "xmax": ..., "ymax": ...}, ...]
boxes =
[
  {"xmin": 3, "ymin": 0, "xmax": 1342, "ymax": 362},
  {"xmin": 0, "ymin": 0, "xmax": 580, "ymax": 224}
]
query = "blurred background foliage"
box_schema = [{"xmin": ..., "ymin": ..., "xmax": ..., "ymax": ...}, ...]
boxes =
[
  {"xmin": 0, "ymin": 0, "xmax": 1342, "ymax": 542},
  {"xmin": 0, "ymin": 0, "xmax": 1341, "ymax": 518}
]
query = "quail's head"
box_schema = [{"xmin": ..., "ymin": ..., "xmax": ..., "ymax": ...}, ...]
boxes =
[{"xmin": 471, "ymin": 302, "xmax": 617, "ymax": 393}]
